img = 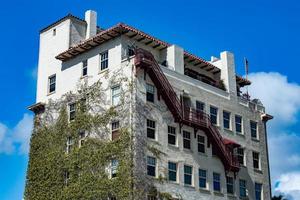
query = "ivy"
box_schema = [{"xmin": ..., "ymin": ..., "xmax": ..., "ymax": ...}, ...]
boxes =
[{"xmin": 25, "ymin": 74, "xmax": 180, "ymax": 199}]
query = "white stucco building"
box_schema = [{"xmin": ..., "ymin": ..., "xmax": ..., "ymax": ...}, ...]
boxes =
[{"xmin": 29, "ymin": 10, "xmax": 273, "ymax": 200}]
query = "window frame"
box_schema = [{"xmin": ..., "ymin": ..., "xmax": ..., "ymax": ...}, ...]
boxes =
[
  {"xmin": 255, "ymin": 182, "xmax": 263, "ymax": 200},
  {"xmin": 168, "ymin": 161, "xmax": 177, "ymax": 182},
  {"xmin": 198, "ymin": 168, "xmax": 207, "ymax": 189},
  {"xmin": 100, "ymin": 50, "xmax": 109, "ymax": 71},
  {"xmin": 69, "ymin": 103, "xmax": 76, "ymax": 121},
  {"xmin": 250, "ymin": 121, "xmax": 258, "ymax": 139},
  {"xmin": 147, "ymin": 156, "xmax": 156, "ymax": 177},
  {"xmin": 236, "ymin": 147, "xmax": 245, "ymax": 166},
  {"xmin": 213, "ymin": 172, "xmax": 221, "ymax": 192},
  {"xmin": 184, "ymin": 165, "xmax": 193, "ymax": 186},
  {"xmin": 78, "ymin": 130, "xmax": 86, "ymax": 148},
  {"xmin": 111, "ymin": 121, "xmax": 120, "ymax": 140},
  {"xmin": 210, "ymin": 106, "xmax": 218, "ymax": 125},
  {"xmin": 66, "ymin": 136, "xmax": 74, "ymax": 154},
  {"xmin": 167, "ymin": 126, "xmax": 176, "ymax": 145},
  {"xmin": 196, "ymin": 100, "xmax": 205, "ymax": 112},
  {"xmin": 82, "ymin": 60, "xmax": 88, "ymax": 77},
  {"xmin": 197, "ymin": 134, "xmax": 205, "ymax": 154},
  {"xmin": 223, "ymin": 110, "xmax": 231, "ymax": 130},
  {"xmin": 146, "ymin": 119, "xmax": 156, "ymax": 140},
  {"xmin": 146, "ymin": 83, "xmax": 155, "ymax": 103},
  {"xmin": 239, "ymin": 179, "xmax": 247, "ymax": 198},
  {"xmin": 235, "ymin": 115, "xmax": 243, "ymax": 134},
  {"xmin": 226, "ymin": 176, "xmax": 234, "ymax": 194},
  {"xmin": 253, "ymin": 151, "xmax": 260, "ymax": 170},
  {"xmin": 111, "ymin": 159, "xmax": 119, "ymax": 178},
  {"xmin": 48, "ymin": 74, "xmax": 56, "ymax": 94},
  {"xmin": 183, "ymin": 131, "xmax": 191, "ymax": 149},
  {"xmin": 111, "ymin": 85, "xmax": 121, "ymax": 106}
]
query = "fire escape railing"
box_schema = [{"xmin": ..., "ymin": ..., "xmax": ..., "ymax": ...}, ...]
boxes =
[{"xmin": 134, "ymin": 48, "xmax": 240, "ymax": 172}]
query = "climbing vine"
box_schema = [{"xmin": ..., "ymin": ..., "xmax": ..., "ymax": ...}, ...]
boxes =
[{"xmin": 24, "ymin": 67, "xmax": 179, "ymax": 200}]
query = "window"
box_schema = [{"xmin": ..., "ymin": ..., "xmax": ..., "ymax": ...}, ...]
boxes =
[
  {"xmin": 235, "ymin": 115, "xmax": 242, "ymax": 134},
  {"xmin": 147, "ymin": 195, "xmax": 157, "ymax": 200},
  {"xmin": 168, "ymin": 126, "xmax": 176, "ymax": 145},
  {"xmin": 111, "ymin": 121, "xmax": 120, "ymax": 140},
  {"xmin": 226, "ymin": 176, "xmax": 234, "ymax": 194},
  {"xmin": 48, "ymin": 74, "xmax": 56, "ymax": 93},
  {"xmin": 183, "ymin": 131, "xmax": 191, "ymax": 149},
  {"xmin": 198, "ymin": 169, "xmax": 207, "ymax": 189},
  {"xmin": 111, "ymin": 159, "xmax": 119, "ymax": 178},
  {"xmin": 250, "ymin": 121, "xmax": 258, "ymax": 139},
  {"xmin": 66, "ymin": 136, "xmax": 73, "ymax": 154},
  {"xmin": 223, "ymin": 111, "xmax": 231, "ymax": 129},
  {"xmin": 213, "ymin": 173, "xmax": 221, "ymax": 192},
  {"xmin": 146, "ymin": 84, "xmax": 155, "ymax": 102},
  {"xmin": 53, "ymin": 28, "xmax": 56, "ymax": 36},
  {"xmin": 100, "ymin": 51, "xmax": 108, "ymax": 70},
  {"xmin": 168, "ymin": 162, "xmax": 177, "ymax": 182},
  {"xmin": 237, "ymin": 147, "xmax": 245, "ymax": 166},
  {"xmin": 82, "ymin": 60, "xmax": 88, "ymax": 76},
  {"xmin": 239, "ymin": 179, "xmax": 247, "ymax": 197},
  {"xmin": 128, "ymin": 47, "xmax": 135, "ymax": 57},
  {"xmin": 196, "ymin": 101, "xmax": 205, "ymax": 111},
  {"xmin": 253, "ymin": 152, "xmax": 260, "ymax": 169},
  {"xmin": 147, "ymin": 156, "xmax": 156, "ymax": 177},
  {"xmin": 78, "ymin": 130, "xmax": 86, "ymax": 147},
  {"xmin": 147, "ymin": 119, "xmax": 156, "ymax": 139},
  {"xmin": 64, "ymin": 170, "xmax": 70, "ymax": 185},
  {"xmin": 210, "ymin": 106, "xmax": 218, "ymax": 125},
  {"xmin": 69, "ymin": 103, "xmax": 76, "ymax": 121},
  {"xmin": 255, "ymin": 183, "xmax": 263, "ymax": 200},
  {"xmin": 184, "ymin": 165, "xmax": 193, "ymax": 185},
  {"xmin": 197, "ymin": 135, "xmax": 205, "ymax": 153},
  {"xmin": 111, "ymin": 86, "xmax": 121, "ymax": 106}
]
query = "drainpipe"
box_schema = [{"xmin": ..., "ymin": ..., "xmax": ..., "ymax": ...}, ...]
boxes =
[{"xmin": 262, "ymin": 114, "xmax": 273, "ymax": 199}]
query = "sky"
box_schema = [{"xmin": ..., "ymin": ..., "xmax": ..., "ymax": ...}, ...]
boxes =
[{"xmin": 0, "ymin": 0, "xmax": 299, "ymax": 199}]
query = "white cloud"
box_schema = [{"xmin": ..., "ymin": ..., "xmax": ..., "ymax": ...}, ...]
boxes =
[
  {"xmin": 248, "ymin": 72, "xmax": 300, "ymax": 198},
  {"xmin": 0, "ymin": 114, "xmax": 33, "ymax": 155},
  {"xmin": 248, "ymin": 72, "xmax": 300, "ymax": 127},
  {"xmin": 274, "ymin": 172, "xmax": 300, "ymax": 200}
]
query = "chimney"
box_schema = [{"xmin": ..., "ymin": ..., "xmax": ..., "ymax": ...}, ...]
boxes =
[
  {"xmin": 166, "ymin": 45, "xmax": 184, "ymax": 74},
  {"xmin": 85, "ymin": 10, "xmax": 97, "ymax": 39}
]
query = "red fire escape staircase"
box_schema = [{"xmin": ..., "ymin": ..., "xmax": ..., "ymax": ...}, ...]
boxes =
[{"xmin": 134, "ymin": 48, "xmax": 240, "ymax": 173}]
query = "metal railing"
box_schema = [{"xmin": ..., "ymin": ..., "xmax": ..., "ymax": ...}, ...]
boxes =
[{"xmin": 134, "ymin": 48, "xmax": 240, "ymax": 172}]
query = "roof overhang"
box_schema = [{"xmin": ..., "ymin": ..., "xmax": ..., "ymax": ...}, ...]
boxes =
[
  {"xmin": 223, "ymin": 138, "xmax": 240, "ymax": 148},
  {"xmin": 28, "ymin": 102, "xmax": 45, "ymax": 114},
  {"xmin": 55, "ymin": 22, "xmax": 221, "ymax": 74},
  {"xmin": 261, "ymin": 113, "xmax": 274, "ymax": 122},
  {"xmin": 236, "ymin": 75, "xmax": 251, "ymax": 86}
]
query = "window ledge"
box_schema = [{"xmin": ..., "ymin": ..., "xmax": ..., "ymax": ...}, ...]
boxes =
[
  {"xmin": 251, "ymin": 138, "xmax": 260, "ymax": 142},
  {"xmin": 224, "ymin": 128, "xmax": 233, "ymax": 133},
  {"xmin": 254, "ymin": 169, "xmax": 263, "ymax": 174},
  {"xmin": 47, "ymin": 91, "xmax": 56, "ymax": 96},
  {"xmin": 227, "ymin": 194, "xmax": 237, "ymax": 199},
  {"xmin": 80, "ymin": 75, "xmax": 88, "ymax": 79},
  {"xmin": 213, "ymin": 191, "xmax": 224, "ymax": 196},
  {"xmin": 183, "ymin": 148, "xmax": 193, "ymax": 153},
  {"xmin": 184, "ymin": 184, "xmax": 195, "ymax": 189},
  {"xmin": 98, "ymin": 68, "xmax": 109, "ymax": 75},
  {"xmin": 168, "ymin": 144, "xmax": 179, "ymax": 150},
  {"xmin": 199, "ymin": 188, "xmax": 211, "ymax": 194},
  {"xmin": 198, "ymin": 152, "xmax": 208, "ymax": 157},
  {"xmin": 168, "ymin": 181, "xmax": 180, "ymax": 186},
  {"xmin": 236, "ymin": 133, "xmax": 245, "ymax": 138}
]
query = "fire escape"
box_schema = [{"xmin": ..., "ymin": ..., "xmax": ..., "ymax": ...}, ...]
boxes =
[{"xmin": 134, "ymin": 48, "xmax": 240, "ymax": 173}]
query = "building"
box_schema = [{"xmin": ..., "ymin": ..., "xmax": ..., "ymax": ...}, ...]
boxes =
[{"xmin": 28, "ymin": 10, "xmax": 273, "ymax": 200}]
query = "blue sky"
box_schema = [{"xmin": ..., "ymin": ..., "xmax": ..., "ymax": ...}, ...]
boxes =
[{"xmin": 0, "ymin": 0, "xmax": 300, "ymax": 199}]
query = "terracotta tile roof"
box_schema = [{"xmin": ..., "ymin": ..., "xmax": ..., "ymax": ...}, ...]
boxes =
[{"xmin": 54, "ymin": 20, "xmax": 249, "ymax": 84}]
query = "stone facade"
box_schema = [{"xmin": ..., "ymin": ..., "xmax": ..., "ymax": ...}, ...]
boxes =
[{"xmin": 33, "ymin": 10, "xmax": 272, "ymax": 200}]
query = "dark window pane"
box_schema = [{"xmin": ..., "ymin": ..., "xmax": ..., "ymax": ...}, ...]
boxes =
[
  {"xmin": 251, "ymin": 121, "xmax": 257, "ymax": 138},
  {"xmin": 223, "ymin": 111, "xmax": 230, "ymax": 129}
]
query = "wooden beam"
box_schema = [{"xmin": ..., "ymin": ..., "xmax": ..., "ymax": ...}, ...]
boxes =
[
  {"xmin": 194, "ymin": 62, "xmax": 202, "ymax": 66},
  {"xmin": 207, "ymin": 67, "xmax": 215, "ymax": 72},
  {"xmin": 152, "ymin": 43, "xmax": 161, "ymax": 49},
  {"xmin": 188, "ymin": 59, "xmax": 196, "ymax": 63},
  {"xmin": 200, "ymin": 64, "xmax": 209, "ymax": 69},
  {"xmin": 145, "ymin": 40, "xmax": 153, "ymax": 45},
  {"xmin": 129, "ymin": 33, "xmax": 138, "ymax": 38},
  {"xmin": 137, "ymin": 37, "xmax": 145, "ymax": 42}
]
